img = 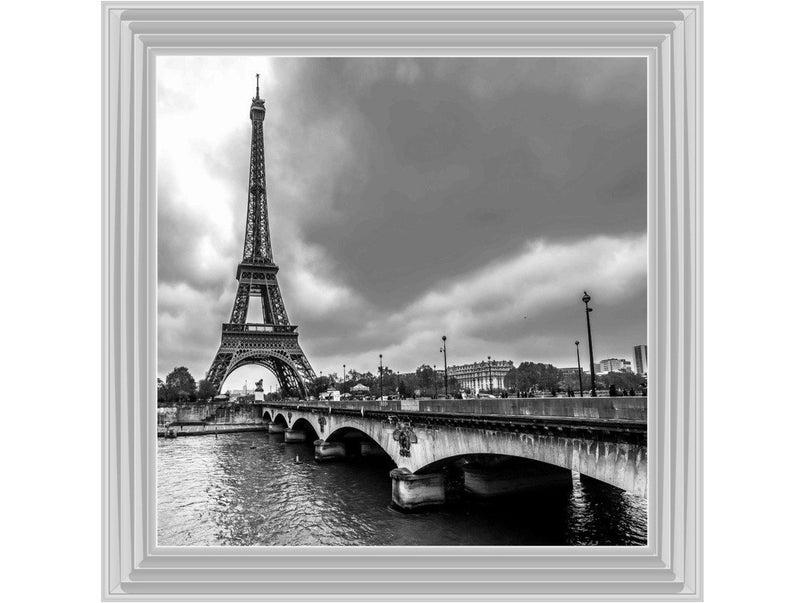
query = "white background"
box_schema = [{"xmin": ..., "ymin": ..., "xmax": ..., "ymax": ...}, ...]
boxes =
[{"xmin": 0, "ymin": 0, "xmax": 801, "ymax": 600}]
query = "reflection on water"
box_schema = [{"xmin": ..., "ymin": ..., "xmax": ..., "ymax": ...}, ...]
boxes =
[{"xmin": 158, "ymin": 431, "xmax": 647, "ymax": 546}]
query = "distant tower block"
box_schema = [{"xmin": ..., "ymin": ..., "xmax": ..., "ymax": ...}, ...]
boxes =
[
  {"xmin": 633, "ymin": 345, "xmax": 648, "ymax": 376},
  {"xmin": 205, "ymin": 76, "xmax": 316, "ymax": 398}
]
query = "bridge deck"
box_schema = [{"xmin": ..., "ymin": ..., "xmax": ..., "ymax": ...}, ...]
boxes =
[{"xmin": 264, "ymin": 397, "xmax": 646, "ymax": 432}]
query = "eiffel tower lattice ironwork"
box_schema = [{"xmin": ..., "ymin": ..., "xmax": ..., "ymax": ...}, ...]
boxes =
[{"xmin": 206, "ymin": 75, "xmax": 316, "ymax": 398}]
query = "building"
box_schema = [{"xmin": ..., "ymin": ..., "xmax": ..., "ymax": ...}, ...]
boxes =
[
  {"xmin": 633, "ymin": 344, "xmax": 648, "ymax": 376},
  {"xmin": 449, "ymin": 360, "xmax": 514, "ymax": 393},
  {"xmin": 599, "ymin": 358, "xmax": 632, "ymax": 373},
  {"xmin": 319, "ymin": 388, "xmax": 341, "ymax": 401}
]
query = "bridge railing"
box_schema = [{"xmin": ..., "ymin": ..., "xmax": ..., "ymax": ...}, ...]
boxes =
[
  {"xmin": 222, "ymin": 323, "xmax": 298, "ymax": 333},
  {"xmin": 268, "ymin": 397, "xmax": 646, "ymax": 422}
]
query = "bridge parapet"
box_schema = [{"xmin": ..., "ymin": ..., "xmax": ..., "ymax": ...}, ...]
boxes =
[{"xmin": 269, "ymin": 397, "xmax": 646, "ymax": 422}]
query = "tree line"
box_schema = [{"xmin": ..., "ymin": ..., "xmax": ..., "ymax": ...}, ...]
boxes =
[
  {"xmin": 157, "ymin": 361, "xmax": 647, "ymax": 405},
  {"xmin": 503, "ymin": 362, "xmax": 647, "ymax": 396},
  {"xmin": 157, "ymin": 366, "xmax": 216, "ymax": 404},
  {"xmin": 310, "ymin": 365, "xmax": 461, "ymax": 399}
]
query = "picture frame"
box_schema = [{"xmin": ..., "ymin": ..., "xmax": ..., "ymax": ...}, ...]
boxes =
[{"xmin": 102, "ymin": 1, "xmax": 702, "ymax": 599}]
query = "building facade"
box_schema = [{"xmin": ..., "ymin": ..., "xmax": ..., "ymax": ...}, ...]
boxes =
[
  {"xmin": 449, "ymin": 360, "xmax": 514, "ymax": 393},
  {"xmin": 633, "ymin": 344, "xmax": 648, "ymax": 376},
  {"xmin": 599, "ymin": 358, "xmax": 633, "ymax": 373}
]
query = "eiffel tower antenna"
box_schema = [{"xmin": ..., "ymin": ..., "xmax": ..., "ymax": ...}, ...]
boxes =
[{"xmin": 205, "ymin": 82, "xmax": 316, "ymax": 398}]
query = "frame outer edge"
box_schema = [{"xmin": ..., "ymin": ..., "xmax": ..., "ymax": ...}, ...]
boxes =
[{"xmin": 102, "ymin": 2, "xmax": 703, "ymax": 599}]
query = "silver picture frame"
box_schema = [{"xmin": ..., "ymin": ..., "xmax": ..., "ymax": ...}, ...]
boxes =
[{"xmin": 102, "ymin": 1, "xmax": 702, "ymax": 599}]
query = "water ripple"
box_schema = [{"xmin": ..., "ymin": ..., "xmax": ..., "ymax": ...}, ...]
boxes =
[{"xmin": 158, "ymin": 432, "xmax": 647, "ymax": 546}]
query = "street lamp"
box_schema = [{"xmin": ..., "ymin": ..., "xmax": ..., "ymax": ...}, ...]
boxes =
[
  {"xmin": 575, "ymin": 340, "xmax": 584, "ymax": 397},
  {"xmin": 379, "ymin": 353, "xmax": 383, "ymax": 400},
  {"xmin": 441, "ymin": 335, "xmax": 448, "ymax": 397},
  {"xmin": 582, "ymin": 291, "xmax": 597, "ymax": 397},
  {"xmin": 433, "ymin": 364, "xmax": 438, "ymax": 398},
  {"xmin": 487, "ymin": 355, "xmax": 493, "ymax": 394},
  {"xmin": 343, "ymin": 364, "xmax": 346, "ymax": 393}
]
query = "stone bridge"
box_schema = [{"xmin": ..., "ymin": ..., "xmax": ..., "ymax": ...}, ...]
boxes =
[{"xmin": 259, "ymin": 397, "xmax": 647, "ymax": 510}]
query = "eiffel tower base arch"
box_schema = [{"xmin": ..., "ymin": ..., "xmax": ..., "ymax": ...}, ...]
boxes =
[{"xmin": 209, "ymin": 344, "xmax": 314, "ymax": 400}]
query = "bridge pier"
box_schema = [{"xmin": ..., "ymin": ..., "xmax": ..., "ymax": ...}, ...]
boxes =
[
  {"xmin": 267, "ymin": 423, "xmax": 285, "ymax": 434},
  {"xmin": 314, "ymin": 440, "xmax": 346, "ymax": 462},
  {"xmin": 284, "ymin": 429, "xmax": 306, "ymax": 443},
  {"xmin": 462, "ymin": 461, "xmax": 571, "ymax": 498},
  {"xmin": 390, "ymin": 468, "xmax": 446, "ymax": 511}
]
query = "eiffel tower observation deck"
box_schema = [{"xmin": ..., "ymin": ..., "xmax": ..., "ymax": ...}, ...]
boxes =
[{"xmin": 206, "ymin": 75, "xmax": 316, "ymax": 398}]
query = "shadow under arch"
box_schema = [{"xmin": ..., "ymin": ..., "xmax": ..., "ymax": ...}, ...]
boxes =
[
  {"xmin": 325, "ymin": 426, "xmax": 396, "ymax": 463},
  {"xmin": 413, "ymin": 452, "xmax": 572, "ymax": 475},
  {"xmin": 290, "ymin": 417, "xmax": 320, "ymax": 440},
  {"xmin": 415, "ymin": 453, "xmax": 573, "ymax": 490},
  {"xmin": 272, "ymin": 412, "xmax": 289, "ymax": 428},
  {"xmin": 408, "ymin": 453, "xmax": 574, "ymax": 503}
]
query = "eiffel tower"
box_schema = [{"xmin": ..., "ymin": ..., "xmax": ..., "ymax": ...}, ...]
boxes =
[{"xmin": 206, "ymin": 75, "xmax": 316, "ymax": 398}]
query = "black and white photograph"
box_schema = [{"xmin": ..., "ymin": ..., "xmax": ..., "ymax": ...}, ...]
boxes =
[{"xmin": 156, "ymin": 56, "xmax": 648, "ymax": 547}]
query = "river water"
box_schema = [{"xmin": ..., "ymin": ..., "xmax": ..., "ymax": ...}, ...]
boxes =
[{"xmin": 158, "ymin": 431, "xmax": 647, "ymax": 546}]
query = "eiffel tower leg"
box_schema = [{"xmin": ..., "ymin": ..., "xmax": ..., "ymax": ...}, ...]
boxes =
[
  {"xmin": 206, "ymin": 347, "xmax": 233, "ymax": 393},
  {"xmin": 229, "ymin": 283, "xmax": 250, "ymax": 324}
]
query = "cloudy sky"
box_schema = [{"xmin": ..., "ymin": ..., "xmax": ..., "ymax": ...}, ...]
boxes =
[{"xmin": 157, "ymin": 57, "xmax": 647, "ymax": 390}]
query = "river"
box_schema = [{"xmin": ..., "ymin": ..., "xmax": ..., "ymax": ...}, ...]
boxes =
[{"xmin": 158, "ymin": 431, "xmax": 647, "ymax": 546}]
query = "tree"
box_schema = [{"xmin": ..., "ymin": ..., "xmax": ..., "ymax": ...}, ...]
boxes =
[
  {"xmin": 415, "ymin": 364, "xmax": 437, "ymax": 397},
  {"xmin": 313, "ymin": 375, "xmax": 330, "ymax": 396},
  {"xmin": 197, "ymin": 379, "xmax": 217, "ymax": 401},
  {"xmin": 370, "ymin": 366, "xmax": 395, "ymax": 398},
  {"xmin": 398, "ymin": 379, "xmax": 414, "ymax": 399},
  {"xmin": 164, "ymin": 367, "xmax": 197, "ymax": 403},
  {"xmin": 561, "ymin": 370, "xmax": 592, "ymax": 395},
  {"xmin": 503, "ymin": 367, "xmax": 518, "ymax": 391},
  {"xmin": 157, "ymin": 378, "xmax": 167, "ymax": 403},
  {"xmin": 598, "ymin": 371, "xmax": 645, "ymax": 394}
]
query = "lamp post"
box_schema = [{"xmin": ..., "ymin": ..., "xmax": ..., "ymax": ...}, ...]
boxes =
[
  {"xmin": 582, "ymin": 291, "xmax": 597, "ymax": 397},
  {"xmin": 487, "ymin": 355, "xmax": 493, "ymax": 394},
  {"xmin": 343, "ymin": 364, "xmax": 346, "ymax": 393},
  {"xmin": 433, "ymin": 364, "xmax": 438, "ymax": 398},
  {"xmin": 441, "ymin": 335, "xmax": 448, "ymax": 398},
  {"xmin": 575, "ymin": 340, "xmax": 584, "ymax": 397},
  {"xmin": 379, "ymin": 354, "xmax": 383, "ymax": 400}
]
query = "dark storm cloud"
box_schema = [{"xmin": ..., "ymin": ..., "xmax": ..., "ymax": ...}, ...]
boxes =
[
  {"xmin": 157, "ymin": 57, "xmax": 647, "ymax": 382},
  {"xmin": 268, "ymin": 58, "xmax": 646, "ymax": 307}
]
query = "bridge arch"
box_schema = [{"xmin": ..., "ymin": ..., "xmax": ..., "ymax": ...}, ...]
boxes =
[
  {"xmin": 272, "ymin": 412, "xmax": 289, "ymax": 427},
  {"xmin": 326, "ymin": 426, "xmax": 395, "ymax": 463},
  {"xmin": 401, "ymin": 429, "xmax": 646, "ymax": 496},
  {"xmin": 289, "ymin": 417, "xmax": 321, "ymax": 440}
]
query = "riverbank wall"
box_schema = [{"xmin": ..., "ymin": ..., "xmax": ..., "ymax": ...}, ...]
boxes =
[
  {"xmin": 173, "ymin": 403, "xmax": 264, "ymax": 424},
  {"xmin": 158, "ymin": 423, "xmax": 267, "ymax": 438}
]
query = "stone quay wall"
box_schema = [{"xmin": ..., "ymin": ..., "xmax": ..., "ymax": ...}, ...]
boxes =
[{"xmin": 174, "ymin": 403, "xmax": 264, "ymax": 425}]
